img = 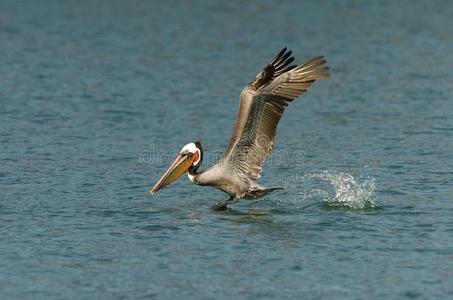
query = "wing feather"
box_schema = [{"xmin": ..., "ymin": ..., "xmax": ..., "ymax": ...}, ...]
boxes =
[
  {"xmin": 225, "ymin": 55, "xmax": 330, "ymax": 181},
  {"xmin": 222, "ymin": 47, "xmax": 296, "ymax": 158}
]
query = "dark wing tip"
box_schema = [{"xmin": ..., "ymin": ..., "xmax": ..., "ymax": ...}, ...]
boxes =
[{"xmin": 269, "ymin": 48, "xmax": 286, "ymax": 65}]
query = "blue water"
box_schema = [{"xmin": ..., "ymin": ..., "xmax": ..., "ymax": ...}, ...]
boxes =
[{"xmin": 1, "ymin": 1, "xmax": 453, "ymax": 299}]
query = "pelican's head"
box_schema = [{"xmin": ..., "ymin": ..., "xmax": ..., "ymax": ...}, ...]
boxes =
[{"xmin": 150, "ymin": 141, "xmax": 202, "ymax": 195}]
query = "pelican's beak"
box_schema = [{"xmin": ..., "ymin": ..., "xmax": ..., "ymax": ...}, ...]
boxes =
[{"xmin": 150, "ymin": 153, "xmax": 196, "ymax": 195}]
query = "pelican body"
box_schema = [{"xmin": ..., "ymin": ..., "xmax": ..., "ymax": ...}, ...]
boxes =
[{"xmin": 150, "ymin": 47, "xmax": 330, "ymax": 209}]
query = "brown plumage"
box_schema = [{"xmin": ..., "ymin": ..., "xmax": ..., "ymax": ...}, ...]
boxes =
[
  {"xmin": 221, "ymin": 49, "xmax": 329, "ymax": 179},
  {"xmin": 195, "ymin": 48, "xmax": 330, "ymax": 208},
  {"xmin": 151, "ymin": 47, "xmax": 330, "ymax": 210}
]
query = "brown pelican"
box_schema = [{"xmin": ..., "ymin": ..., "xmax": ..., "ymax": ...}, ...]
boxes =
[{"xmin": 150, "ymin": 47, "xmax": 329, "ymax": 209}]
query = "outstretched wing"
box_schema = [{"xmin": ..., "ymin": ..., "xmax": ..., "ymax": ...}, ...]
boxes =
[
  {"xmin": 222, "ymin": 48, "xmax": 297, "ymax": 158},
  {"xmin": 224, "ymin": 55, "xmax": 330, "ymax": 181}
]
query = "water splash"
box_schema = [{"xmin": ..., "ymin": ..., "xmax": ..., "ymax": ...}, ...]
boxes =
[
  {"xmin": 290, "ymin": 172, "xmax": 377, "ymax": 210},
  {"xmin": 312, "ymin": 172, "xmax": 377, "ymax": 209}
]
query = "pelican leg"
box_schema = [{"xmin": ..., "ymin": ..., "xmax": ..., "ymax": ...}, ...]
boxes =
[{"xmin": 212, "ymin": 196, "xmax": 238, "ymax": 211}]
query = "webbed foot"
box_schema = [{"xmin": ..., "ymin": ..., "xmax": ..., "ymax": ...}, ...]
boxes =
[{"xmin": 212, "ymin": 197, "xmax": 238, "ymax": 211}]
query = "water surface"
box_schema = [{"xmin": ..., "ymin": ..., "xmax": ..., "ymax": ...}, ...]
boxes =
[{"xmin": 1, "ymin": 1, "xmax": 453, "ymax": 299}]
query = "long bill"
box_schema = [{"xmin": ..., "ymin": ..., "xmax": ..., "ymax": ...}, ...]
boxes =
[{"xmin": 150, "ymin": 153, "xmax": 195, "ymax": 195}]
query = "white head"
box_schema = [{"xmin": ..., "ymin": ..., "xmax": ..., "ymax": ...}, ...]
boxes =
[
  {"xmin": 150, "ymin": 141, "xmax": 203, "ymax": 195},
  {"xmin": 179, "ymin": 142, "xmax": 202, "ymax": 166}
]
